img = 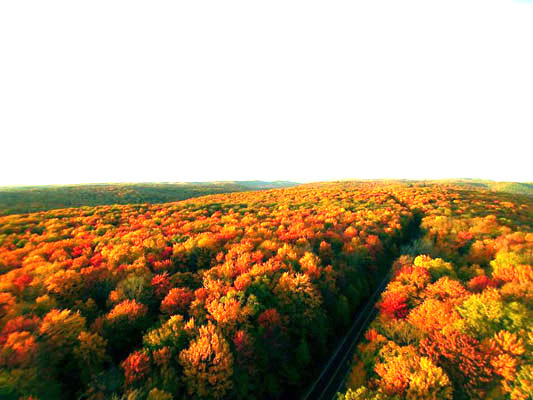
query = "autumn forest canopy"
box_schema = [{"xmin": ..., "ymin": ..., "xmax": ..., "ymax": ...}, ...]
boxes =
[
  {"xmin": 0, "ymin": 181, "xmax": 298, "ymax": 217},
  {"xmin": 0, "ymin": 181, "xmax": 531, "ymax": 400}
]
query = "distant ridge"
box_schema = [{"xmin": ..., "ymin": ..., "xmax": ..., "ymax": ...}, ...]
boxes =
[
  {"xmin": 0, "ymin": 181, "xmax": 299, "ymax": 216},
  {"xmin": 299, "ymin": 179, "xmax": 533, "ymax": 197},
  {"xmin": 1, "ymin": 179, "xmax": 530, "ymax": 217},
  {"xmin": 427, "ymin": 179, "xmax": 533, "ymax": 196},
  {"xmin": 185, "ymin": 180, "xmax": 297, "ymax": 189}
]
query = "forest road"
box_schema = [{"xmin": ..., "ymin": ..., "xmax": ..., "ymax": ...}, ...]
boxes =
[{"xmin": 300, "ymin": 272, "xmax": 391, "ymax": 400}]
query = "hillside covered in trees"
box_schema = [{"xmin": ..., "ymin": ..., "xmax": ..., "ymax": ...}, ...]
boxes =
[
  {"xmin": 426, "ymin": 179, "xmax": 533, "ymax": 197},
  {"xmin": 0, "ymin": 181, "xmax": 297, "ymax": 216},
  {"xmin": 0, "ymin": 182, "xmax": 531, "ymax": 399}
]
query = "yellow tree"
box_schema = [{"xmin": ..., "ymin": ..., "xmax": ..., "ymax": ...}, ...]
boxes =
[{"xmin": 178, "ymin": 322, "xmax": 233, "ymax": 399}]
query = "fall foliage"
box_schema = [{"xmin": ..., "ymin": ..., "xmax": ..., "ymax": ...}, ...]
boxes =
[
  {"xmin": 0, "ymin": 181, "xmax": 531, "ymax": 399},
  {"xmin": 341, "ymin": 182, "xmax": 532, "ymax": 400}
]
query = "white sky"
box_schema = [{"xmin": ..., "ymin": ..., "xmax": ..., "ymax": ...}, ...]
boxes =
[{"xmin": 1, "ymin": 0, "xmax": 532, "ymax": 185}]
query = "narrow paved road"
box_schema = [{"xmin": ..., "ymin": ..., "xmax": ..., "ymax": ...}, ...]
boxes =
[
  {"xmin": 301, "ymin": 208, "xmax": 422, "ymax": 400},
  {"xmin": 301, "ymin": 272, "xmax": 391, "ymax": 400}
]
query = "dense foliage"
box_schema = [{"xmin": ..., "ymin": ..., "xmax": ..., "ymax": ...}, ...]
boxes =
[
  {"xmin": 425, "ymin": 179, "xmax": 533, "ymax": 196},
  {"xmin": 0, "ymin": 181, "xmax": 296, "ymax": 216},
  {"xmin": 1, "ymin": 182, "xmax": 530, "ymax": 399},
  {"xmin": 0, "ymin": 183, "xmax": 416, "ymax": 399},
  {"xmin": 340, "ymin": 185, "xmax": 533, "ymax": 400}
]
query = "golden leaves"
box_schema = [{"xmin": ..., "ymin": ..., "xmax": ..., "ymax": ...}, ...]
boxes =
[
  {"xmin": 178, "ymin": 322, "xmax": 233, "ymax": 399},
  {"xmin": 106, "ymin": 299, "xmax": 147, "ymax": 323}
]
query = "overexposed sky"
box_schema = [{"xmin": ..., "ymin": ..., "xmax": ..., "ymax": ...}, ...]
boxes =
[{"xmin": 1, "ymin": 0, "xmax": 532, "ymax": 185}]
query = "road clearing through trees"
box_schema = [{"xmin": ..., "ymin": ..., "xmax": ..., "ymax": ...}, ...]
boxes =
[
  {"xmin": 301, "ymin": 271, "xmax": 390, "ymax": 400},
  {"xmin": 301, "ymin": 213, "xmax": 423, "ymax": 400}
]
